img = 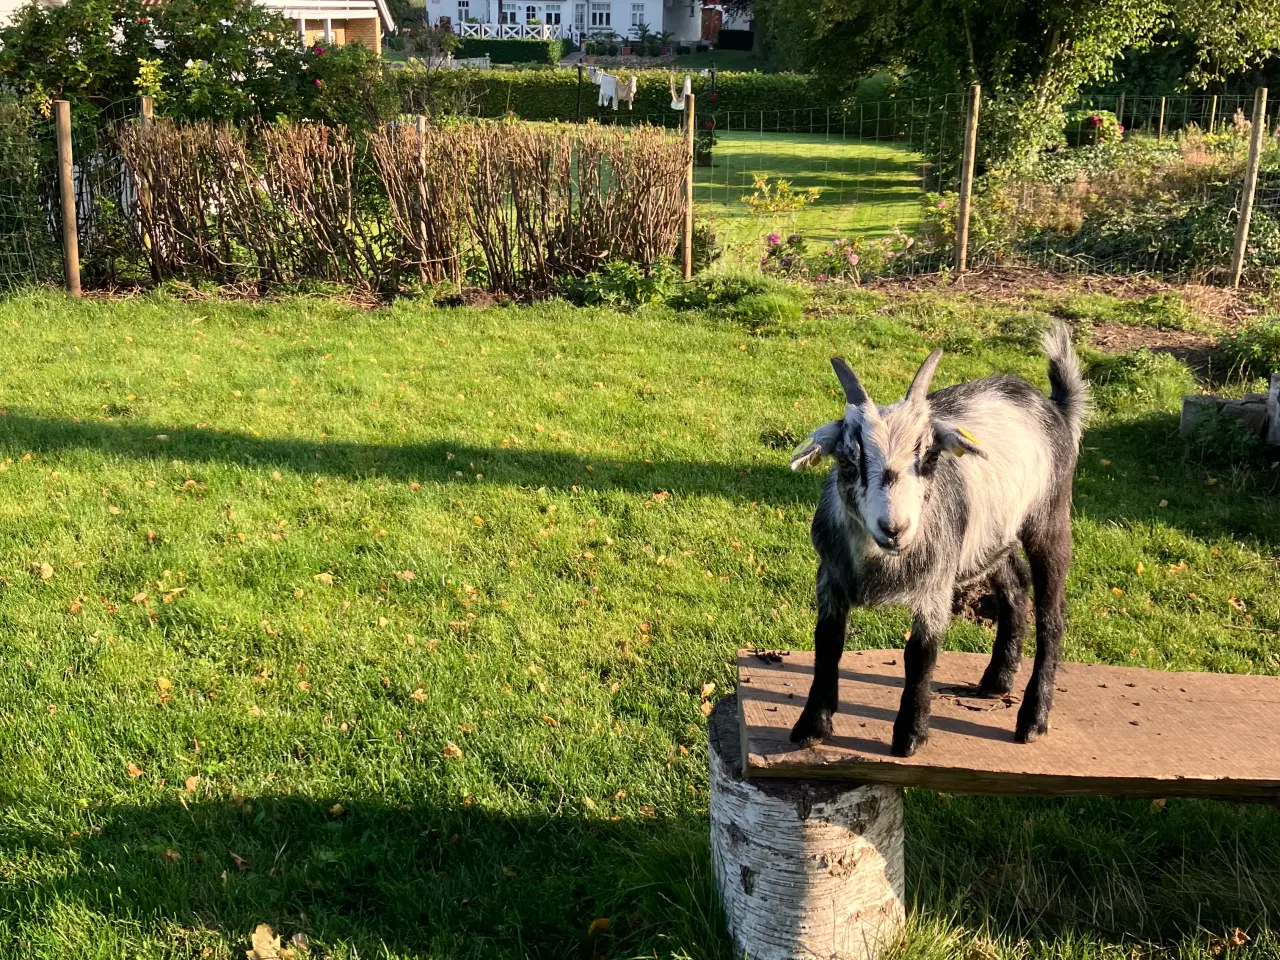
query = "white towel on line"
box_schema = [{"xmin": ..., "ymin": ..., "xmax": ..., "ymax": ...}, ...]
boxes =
[
  {"xmin": 597, "ymin": 73, "xmax": 619, "ymax": 110},
  {"xmin": 670, "ymin": 75, "xmax": 692, "ymax": 110}
]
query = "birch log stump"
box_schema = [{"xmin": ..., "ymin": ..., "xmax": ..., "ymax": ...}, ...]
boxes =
[{"xmin": 708, "ymin": 697, "xmax": 906, "ymax": 960}]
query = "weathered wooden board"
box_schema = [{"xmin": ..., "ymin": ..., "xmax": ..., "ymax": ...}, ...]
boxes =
[{"xmin": 738, "ymin": 649, "xmax": 1280, "ymax": 799}]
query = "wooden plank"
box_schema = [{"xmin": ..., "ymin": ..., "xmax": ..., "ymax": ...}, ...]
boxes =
[{"xmin": 738, "ymin": 649, "xmax": 1280, "ymax": 800}]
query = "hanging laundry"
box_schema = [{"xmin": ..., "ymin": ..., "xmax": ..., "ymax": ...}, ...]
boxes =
[
  {"xmin": 670, "ymin": 74, "xmax": 693, "ymax": 109},
  {"xmin": 617, "ymin": 75, "xmax": 638, "ymax": 110},
  {"xmin": 597, "ymin": 72, "xmax": 619, "ymax": 110},
  {"xmin": 669, "ymin": 76, "xmax": 680, "ymax": 110}
]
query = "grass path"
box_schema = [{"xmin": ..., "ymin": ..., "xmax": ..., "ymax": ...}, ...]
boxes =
[
  {"xmin": 695, "ymin": 131, "xmax": 925, "ymax": 260},
  {"xmin": 0, "ymin": 289, "xmax": 1277, "ymax": 958}
]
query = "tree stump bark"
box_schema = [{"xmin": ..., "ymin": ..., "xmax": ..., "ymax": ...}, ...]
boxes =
[{"xmin": 708, "ymin": 697, "xmax": 906, "ymax": 960}]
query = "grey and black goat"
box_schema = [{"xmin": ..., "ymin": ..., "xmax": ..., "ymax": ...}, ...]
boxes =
[{"xmin": 789, "ymin": 324, "xmax": 1088, "ymax": 756}]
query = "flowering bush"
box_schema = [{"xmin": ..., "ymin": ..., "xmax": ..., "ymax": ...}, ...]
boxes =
[
  {"xmin": 1064, "ymin": 108, "xmax": 1122, "ymax": 147},
  {"xmin": 0, "ymin": 0, "xmax": 395, "ymax": 126},
  {"xmin": 760, "ymin": 232, "xmax": 809, "ymax": 278},
  {"xmin": 760, "ymin": 229, "xmax": 917, "ymax": 284}
]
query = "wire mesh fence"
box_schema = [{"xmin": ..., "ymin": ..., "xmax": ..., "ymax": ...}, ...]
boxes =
[{"xmin": 4, "ymin": 87, "xmax": 1280, "ymax": 292}]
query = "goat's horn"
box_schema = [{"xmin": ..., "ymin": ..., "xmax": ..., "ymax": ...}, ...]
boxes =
[
  {"xmin": 830, "ymin": 357, "xmax": 869, "ymax": 407},
  {"xmin": 906, "ymin": 349, "xmax": 943, "ymax": 403}
]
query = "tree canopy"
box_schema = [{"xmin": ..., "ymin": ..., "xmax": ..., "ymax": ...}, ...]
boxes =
[{"xmin": 758, "ymin": 0, "xmax": 1280, "ymax": 163}]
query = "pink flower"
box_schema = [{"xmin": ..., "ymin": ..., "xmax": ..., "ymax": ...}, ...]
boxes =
[
  {"xmin": 937, "ymin": 200, "xmax": 947, "ymax": 210},
  {"xmin": 766, "ymin": 233, "xmax": 781, "ymax": 246},
  {"xmin": 1090, "ymin": 114, "xmax": 1102, "ymax": 127},
  {"xmin": 817, "ymin": 273, "xmax": 827, "ymax": 281},
  {"xmin": 704, "ymin": 120, "xmax": 713, "ymax": 130},
  {"xmin": 315, "ymin": 46, "xmax": 326, "ymax": 54},
  {"xmin": 1117, "ymin": 124, "xmax": 1125, "ymax": 132},
  {"xmin": 848, "ymin": 253, "xmax": 859, "ymax": 265},
  {"xmin": 314, "ymin": 78, "xmax": 322, "ymax": 85}
]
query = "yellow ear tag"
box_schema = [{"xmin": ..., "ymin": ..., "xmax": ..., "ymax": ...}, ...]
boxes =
[{"xmin": 956, "ymin": 427, "xmax": 982, "ymax": 446}]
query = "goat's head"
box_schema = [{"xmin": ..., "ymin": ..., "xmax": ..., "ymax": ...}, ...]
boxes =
[{"xmin": 791, "ymin": 350, "xmax": 986, "ymax": 554}]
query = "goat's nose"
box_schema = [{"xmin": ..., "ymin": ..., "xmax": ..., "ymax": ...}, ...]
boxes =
[{"xmin": 878, "ymin": 519, "xmax": 905, "ymax": 542}]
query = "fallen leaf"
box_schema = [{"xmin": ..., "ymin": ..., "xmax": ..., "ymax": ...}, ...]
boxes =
[
  {"xmin": 588, "ymin": 917, "xmax": 611, "ymax": 935},
  {"xmin": 328, "ymin": 803, "xmax": 345, "ymax": 816},
  {"xmin": 131, "ymin": 591, "xmax": 148, "ymax": 605},
  {"xmin": 230, "ymin": 851, "xmax": 250, "ymax": 871},
  {"xmin": 542, "ymin": 715, "xmax": 560, "ymax": 727},
  {"xmin": 396, "ymin": 570, "xmax": 416, "ymax": 581},
  {"xmin": 613, "ymin": 790, "xmax": 627, "ymax": 800},
  {"xmin": 161, "ymin": 847, "xmax": 182, "ymax": 862},
  {"xmin": 1230, "ymin": 928, "xmax": 1250, "ymax": 948},
  {"xmin": 127, "ymin": 762, "xmax": 143, "ymax": 778},
  {"xmin": 313, "ymin": 572, "xmax": 334, "ymax": 586},
  {"xmin": 290, "ymin": 933, "xmax": 310, "ymax": 954},
  {"xmin": 443, "ymin": 742, "xmax": 463, "ymax": 759},
  {"xmin": 1099, "ymin": 459, "xmax": 1111, "ymax": 467},
  {"xmin": 185, "ymin": 775, "xmax": 200, "ymax": 792},
  {"xmin": 503, "ymin": 865, "xmax": 518, "ymax": 878},
  {"xmin": 1158, "ymin": 499, "xmax": 1168, "ymax": 508},
  {"xmin": 700, "ymin": 701, "xmax": 714, "ymax": 716},
  {"xmin": 700, "ymin": 682, "xmax": 716, "ymax": 699},
  {"xmin": 1150, "ymin": 798, "xmax": 1167, "ymax": 812},
  {"xmin": 69, "ymin": 596, "xmax": 84, "ymax": 614},
  {"xmin": 37, "ymin": 562, "xmax": 54, "ymax": 581},
  {"xmin": 377, "ymin": 617, "xmax": 390, "ymax": 628},
  {"xmin": 1135, "ymin": 562, "xmax": 1144, "ymax": 575},
  {"xmin": 298, "ymin": 680, "xmax": 311, "ymax": 692},
  {"xmin": 1228, "ymin": 596, "xmax": 1246, "ymax": 611},
  {"xmin": 157, "ymin": 677, "xmax": 172, "ymax": 692},
  {"xmin": 411, "ymin": 687, "xmax": 427, "ymax": 703},
  {"xmin": 248, "ymin": 923, "xmax": 281, "ymax": 960},
  {"xmin": 1168, "ymin": 561, "xmax": 1188, "ymax": 574},
  {"xmin": 249, "ymin": 705, "xmax": 264, "ymax": 718},
  {"xmin": 1111, "ymin": 587, "xmax": 1124, "ymax": 596}
]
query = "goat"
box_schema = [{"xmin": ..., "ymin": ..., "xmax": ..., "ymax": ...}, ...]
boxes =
[{"xmin": 788, "ymin": 325, "xmax": 1088, "ymax": 757}]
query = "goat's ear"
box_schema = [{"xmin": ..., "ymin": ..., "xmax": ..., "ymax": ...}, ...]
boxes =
[
  {"xmin": 791, "ymin": 420, "xmax": 843, "ymax": 471},
  {"xmin": 930, "ymin": 421, "xmax": 988, "ymax": 460}
]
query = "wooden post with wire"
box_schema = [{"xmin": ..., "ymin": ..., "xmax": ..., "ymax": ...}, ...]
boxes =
[
  {"xmin": 54, "ymin": 99, "xmax": 80, "ymax": 298},
  {"xmin": 138, "ymin": 94, "xmax": 156, "ymax": 279},
  {"xmin": 416, "ymin": 114, "xmax": 430, "ymax": 284},
  {"xmin": 1157, "ymin": 96, "xmax": 1166, "ymax": 139},
  {"xmin": 1116, "ymin": 92, "xmax": 1125, "ymax": 135},
  {"xmin": 1230, "ymin": 87, "xmax": 1268, "ymax": 289},
  {"xmin": 1208, "ymin": 94, "xmax": 1218, "ymax": 134},
  {"xmin": 954, "ymin": 83, "xmax": 980, "ymax": 275},
  {"xmin": 682, "ymin": 91, "xmax": 695, "ymax": 281}
]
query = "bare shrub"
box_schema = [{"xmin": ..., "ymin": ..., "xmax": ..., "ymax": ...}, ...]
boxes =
[{"xmin": 120, "ymin": 117, "xmax": 688, "ymax": 296}]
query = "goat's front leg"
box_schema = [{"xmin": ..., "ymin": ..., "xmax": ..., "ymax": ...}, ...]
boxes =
[
  {"xmin": 790, "ymin": 567, "xmax": 849, "ymax": 745},
  {"xmin": 892, "ymin": 595, "xmax": 951, "ymax": 757}
]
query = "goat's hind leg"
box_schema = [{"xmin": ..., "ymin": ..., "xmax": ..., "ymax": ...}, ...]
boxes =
[
  {"xmin": 1016, "ymin": 500, "xmax": 1071, "ymax": 744},
  {"xmin": 978, "ymin": 552, "xmax": 1031, "ymax": 697}
]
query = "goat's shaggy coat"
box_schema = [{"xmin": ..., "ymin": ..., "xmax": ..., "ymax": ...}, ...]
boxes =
[{"xmin": 790, "ymin": 325, "xmax": 1088, "ymax": 756}]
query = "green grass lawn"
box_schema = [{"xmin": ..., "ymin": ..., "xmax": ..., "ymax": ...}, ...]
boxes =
[
  {"xmin": 695, "ymin": 131, "xmax": 926, "ymax": 262},
  {"xmin": 668, "ymin": 50, "xmax": 775, "ymax": 72},
  {"xmin": 0, "ymin": 286, "xmax": 1278, "ymax": 959}
]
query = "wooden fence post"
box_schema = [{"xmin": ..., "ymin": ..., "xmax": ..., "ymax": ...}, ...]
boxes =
[
  {"xmin": 682, "ymin": 92, "xmax": 695, "ymax": 281},
  {"xmin": 1208, "ymin": 94, "xmax": 1218, "ymax": 134},
  {"xmin": 1230, "ymin": 87, "xmax": 1268, "ymax": 288},
  {"xmin": 415, "ymin": 114, "xmax": 429, "ymax": 284},
  {"xmin": 54, "ymin": 99, "xmax": 80, "ymax": 298},
  {"xmin": 954, "ymin": 83, "xmax": 980, "ymax": 275},
  {"xmin": 1157, "ymin": 96, "xmax": 1166, "ymax": 139},
  {"xmin": 1116, "ymin": 92, "xmax": 1125, "ymax": 134},
  {"xmin": 137, "ymin": 95, "xmax": 156, "ymax": 277}
]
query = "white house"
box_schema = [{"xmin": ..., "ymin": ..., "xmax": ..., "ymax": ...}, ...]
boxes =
[{"xmin": 433, "ymin": 0, "xmax": 702, "ymax": 44}]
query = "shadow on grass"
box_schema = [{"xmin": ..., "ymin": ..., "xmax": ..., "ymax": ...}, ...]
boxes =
[
  {"xmin": 0, "ymin": 793, "xmax": 728, "ymax": 959},
  {"xmin": 1074, "ymin": 414, "xmax": 1280, "ymax": 549},
  {"xmin": 0, "ymin": 410, "xmax": 818, "ymax": 506},
  {"xmin": 1, "ymin": 788, "xmax": 1277, "ymax": 956}
]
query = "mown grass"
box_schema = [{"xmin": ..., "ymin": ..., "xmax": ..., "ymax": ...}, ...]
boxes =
[
  {"xmin": 0, "ymin": 287, "xmax": 1277, "ymax": 959},
  {"xmin": 695, "ymin": 131, "xmax": 924, "ymax": 259}
]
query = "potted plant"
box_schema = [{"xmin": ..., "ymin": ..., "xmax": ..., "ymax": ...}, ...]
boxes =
[
  {"xmin": 657, "ymin": 30, "xmax": 675, "ymax": 54},
  {"xmin": 695, "ymin": 117, "xmax": 717, "ymax": 166}
]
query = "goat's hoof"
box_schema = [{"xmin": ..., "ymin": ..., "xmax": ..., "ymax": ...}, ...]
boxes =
[
  {"xmin": 891, "ymin": 731, "xmax": 928, "ymax": 758},
  {"xmin": 1014, "ymin": 719, "xmax": 1049, "ymax": 743},
  {"xmin": 789, "ymin": 709, "xmax": 833, "ymax": 745},
  {"xmin": 977, "ymin": 674, "xmax": 1015, "ymax": 698}
]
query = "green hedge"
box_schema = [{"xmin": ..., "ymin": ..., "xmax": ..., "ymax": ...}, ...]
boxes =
[
  {"xmin": 389, "ymin": 68, "xmax": 835, "ymax": 121},
  {"xmin": 457, "ymin": 38, "xmax": 564, "ymax": 65}
]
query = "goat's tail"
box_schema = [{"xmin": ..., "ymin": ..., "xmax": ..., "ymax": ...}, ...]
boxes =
[{"xmin": 1043, "ymin": 322, "xmax": 1089, "ymax": 446}]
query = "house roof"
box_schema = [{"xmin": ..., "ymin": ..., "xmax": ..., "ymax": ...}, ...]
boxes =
[{"xmin": 261, "ymin": 0, "xmax": 396, "ymax": 32}]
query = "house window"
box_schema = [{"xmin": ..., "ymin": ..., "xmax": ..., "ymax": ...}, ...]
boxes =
[
  {"xmin": 456, "ymin": 0, "xmax": 469, "ymax": 19},
  {"xmin": 525, "ymin": 4, "xmax": 536, "ymax": 20},
  {"xmin": 589, "ymin": 2, "xmax": 610, "ymax": 26},
  {"xmin": 544, "ymin": 3, "xmax": 560, "ymax": 24},
  {"xmin": 500, "ymin": 5, "xmax": 518, "ymax": 22},
  {"xmin": 574, "ymin": 1, "xmax": 585, "ymax": 25},
  {"xmin": 630, "ymin": 2, "xmax": 643, "ymax": 26}
]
